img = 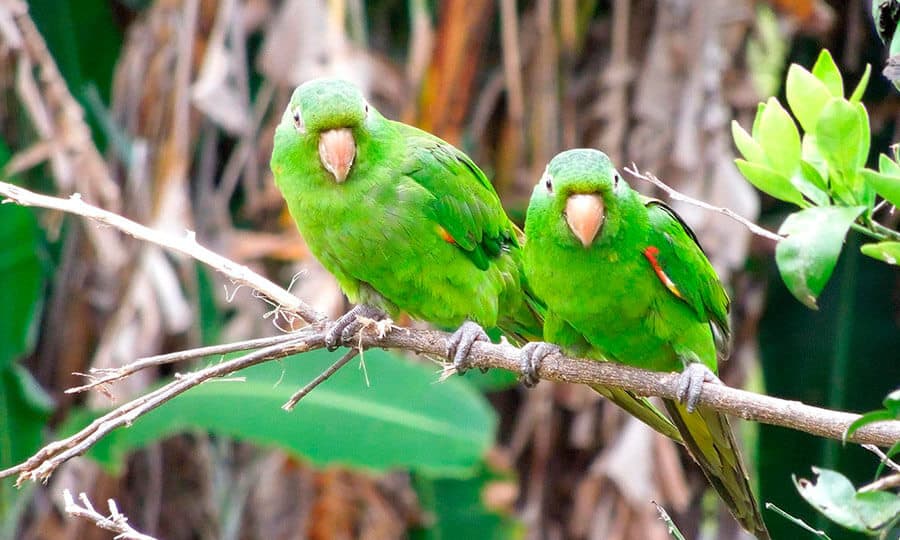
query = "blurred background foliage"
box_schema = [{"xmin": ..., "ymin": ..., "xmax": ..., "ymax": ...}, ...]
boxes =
[{"xmin": 0, "ymin": 0, "xmax": 897, "ymax": 539}]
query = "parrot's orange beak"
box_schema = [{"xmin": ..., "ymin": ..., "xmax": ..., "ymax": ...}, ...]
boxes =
[
  {"xmin": 318, "ymin": 128, "xmax": 356, "ymax": 183},
  {"xmin": 565, "ymin": 193, "xmax": 605, "ymax": 247}
]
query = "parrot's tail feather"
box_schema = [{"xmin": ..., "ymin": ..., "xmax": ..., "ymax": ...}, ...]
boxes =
[
  {"xmin": 663, "ymin": 400, "xmax": 770, "ymax": 540},
  {"xmin": 591, "ymin": 386, "xmax": 684, "ymax": 443}
]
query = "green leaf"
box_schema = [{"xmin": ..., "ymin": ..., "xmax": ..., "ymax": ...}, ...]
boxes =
[
  {"xmin": 816, "ymin": 98, "xmax": 870, "ymax": 183},
  {"xmin": 794, "ymin": 468, "xmax": 868, "ymax": 533},
  {"xmin": 879, "ymin": 153, "xmax": 900, "ymax": 176},
  {"xmin": 1, "ymin": 365, "xmax": 53, "ymax": 519},
  {"xmin": 751, "ymin": 102, "xmax": 765, "ymax": 140},
  {"xmin": 786, "ymin": 64, "xmax": 833, "ymax": 132},
  {"xmin": 884, "ymin": 388, "xmax": 900, "ymax": 415},
  {"xmin": 794, "ymin": 163, "xmax": 829, "ymax": 205},
  {"xmin": 849, "ymin": 64, "xmax": 871, "ymax": 103},
  {"xmin": 65, "ymin": 348, "xmax": 497, "ymax": 477},
  {"xmin": 731, "ymin": 120, "xmax": 766, "ymax": 164},
  {"xmin": 0, "ymin": 206, "xmax": 44, "ymax": 369},
  {"xmin": 411, "ymin": 464, "xmax": 523, "ymax": 540},
  {"xmin": 861, "ymin": 241, "xmax": 900, "ymax": 265},
  {"xmin": 876, "ymin": 440, "xmax": 900, "ymax": 479},
  {"xmin": 853, "ymin": 491, "xmax": 900, "ymax": 530},
  {"xmin": 844, "ymin": 410, "xmax": 897, "ymax": 441},
  {"xmin": 735, "ymin": 159, "xmax": 804, "ymax": 205},
  {"xmin": 812, "ymin": 49, "xmax": 844, "ymax": 97},
  {"xmin": 758, "ymin": 97, "xmax": 802, "ymax": 177},
  {"xmin": 861, "ymin": 169, "xmax": 900, "ymax": 207},
  {"xmin": 775, "ymin": 206, "xmax": 865, "ymax": 308}
]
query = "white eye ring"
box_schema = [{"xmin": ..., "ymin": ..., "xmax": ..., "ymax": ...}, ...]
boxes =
[
  {"xmin": 292, "ymin": 109, "xmax": 305, "ymax": 133},
  {"xmin": 542, "ymin": 172, "xmax": 553, "ymax": 192}
]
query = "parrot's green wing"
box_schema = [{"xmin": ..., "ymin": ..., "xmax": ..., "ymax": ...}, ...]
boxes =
[
  {"xmin": 396, "ymin": 123, "xmax": 518, "ymax": 271},
  {"xmin": 644, "ymin": 199, "xmax": 731, "ymax": 359}
]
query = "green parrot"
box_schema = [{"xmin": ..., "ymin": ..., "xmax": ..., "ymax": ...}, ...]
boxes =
[
  {"xmin": 269, "ymin": 79, "xmax": 681, "ymax": 442},
  {"xmin": 521, "ymin": 149, "xmax": 769, "ymax": 539},
  {"xmin": 270, "ymin": 77, "xmax": 540, "ymax": 364}
]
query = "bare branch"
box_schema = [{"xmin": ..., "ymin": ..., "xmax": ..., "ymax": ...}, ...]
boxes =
[
  {"xmin": 63, "ymin": 489, "xmax": 158, "ymax": 540},
  {"xmin": 0, "ymin": 181, "xmax": 326, "ymax": 324},
  {"xmin": 65, "ymin": 332, "xmax": 306, "ymax": 395},
  {"xmin": 625, "ymin": 164, "xmax": 786, "ymax": 242},
  {"xmin": 282, "ymin": 347, "xmax": 360, "ymax": 410}
]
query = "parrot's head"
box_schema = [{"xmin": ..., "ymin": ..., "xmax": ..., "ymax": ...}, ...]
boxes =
[
  {"xmin": 528, "ymin": 149, "xmax": 624, "ymax": 248},
  {"xmin": 281, "ymin": 78, "xmax": 375, "ymax": 183}
]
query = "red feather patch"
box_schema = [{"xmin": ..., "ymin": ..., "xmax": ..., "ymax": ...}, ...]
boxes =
[
  {"xmin": 437, "ymin": 226, "xmax": 457, "ymax": 245},
  {"xmin": 643, "ymin": 246, "xmax": 684, "ymax": 300}
]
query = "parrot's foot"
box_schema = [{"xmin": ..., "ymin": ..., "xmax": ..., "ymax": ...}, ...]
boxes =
[
  {"xmin": 446, "ymin": 321, "xmax": 490, "ymax": 375},
  {"xmin": 676, "ymin": 363, "xmax": 722, "ymax": 413},
  {"xmin": 325, "ymin": 304, "xmax": 387, "ymax": 351},
  {"xmin": 519, "ymin": 342, "xmax": 560, "ymax": 387}
]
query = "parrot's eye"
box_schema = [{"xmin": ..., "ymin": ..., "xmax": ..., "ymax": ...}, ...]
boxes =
[
  {"xmin": 364, "ymin": 102, "xmax": 370, "ymax": 116},
  {"xmin": 292, "ymin": 109, "xmax": 305, "ymax": 133},
  {"xmin": 543, "ymin": 173, "xmax": 553, "ymax": 192},
  {"xmin": 613, "ymin": 172, "xmax": 621, "ymax": 187}
]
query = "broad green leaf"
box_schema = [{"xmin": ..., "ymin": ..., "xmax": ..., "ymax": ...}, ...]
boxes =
[
  {"xmin": 775, "ymin": 206, "xmax": 865, "ymax": 308},
  {"xmin": 1, "ymin": 365, "xmax": 53, "ymax": 520},
  {"xmin": 735, "ymin": 159, "xmax": 804, "ymax": 205},
  {"xmin": 861, "ymin": 169, "xmax": 900, "ymax": 207},
  {"xmin": 786, "ymin": 64, "xmax": 833, "ymax": 132},
  {"xmin": 849, "ymin": 64, "xmax": 871, "ymax": 103},
  {"xmin": 812, "ymin": 49, "xmax": 844, "ymax": 97},
  {"xmin": 853, "ymin": 491, "xmax": 900, "ymax": 530},
  {"xmin": 758, "ymin": 97, "xmax": 802, "ymax": 177},
  {"xmin": 861, "ymin": 241, "xmax": 900, "ymax": 265},
  {"xmin": 66, "ymin": 348, "xmax": 497, "ymax": 477},
  {"xmin": 816, "ymin": 98, "xmax": 869, "ymax": 182},
  {"xmin": 794, "ymin": 468, "xmax": 868, "ymax": 532},
  {"xmin": 802, "ymin": 135, "xmax": 829, "ymax": 180},
  {"xmin": 0, "ymin": 206, "xmax": 44, "ymax": 370},
  {"xmin": 731, "ymin": 120, "xmax": 766, "ymax": 164},
  {"xmin": 411, "ymin": 464, "xmax": 523, "ymax": 540}
]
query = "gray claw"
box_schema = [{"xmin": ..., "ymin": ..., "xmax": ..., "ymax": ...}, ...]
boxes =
[
  {"xmin": 446, "ymin": 321, "xmax": 490, "ymax": 374},
  {"xmin": 325, "ymin": 304, "xmax": 385, "ymax": 351},
  {"xmin": 676, "ymin": 363, "xmax": 721, "ymax": 413},
  {"xmin": 519, "ymin": 342, "xmax": 560, "ymax": 387}
]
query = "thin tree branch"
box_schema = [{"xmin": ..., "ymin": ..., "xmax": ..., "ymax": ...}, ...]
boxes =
[
  {"xmin": 625, "ymin": 164, "xmax": 786, "ymax": 242},
  {"xmin": 0, "ymin": 181, "xmax": 326, "ymax": 324},
  {"xmin": 1, "ymin": 182, "xmax": 898, "ymax": 489},
  {"xmin": 65, "ymin": 332, "xmax": 306, "ymax": 396},
  {"xmin": 282, "ymin": 347, "xmax": 360, "ymax": 410},
  {"xmin": 62, "ymin": 490, "xmax": 158, "ymax": 540}
]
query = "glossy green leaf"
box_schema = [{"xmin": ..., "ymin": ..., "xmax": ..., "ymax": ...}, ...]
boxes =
[
  {"xmin": 731, "ymin": 120, "xmax": 766, "ymax": 164},
  {"xmin": 861, "ymin": 169, "xmax": 900, "ymax": 207},
  {"xmin": 794, "ymin": 468, "xmax": 867, "ymax": 532},
  {"xmin": 67, "ymin": 348, "xmax": 497, "ymax": 477},
  {"xmin": 811, "ymin": 49, "xmax": 844, "ymax": 97},
  {"xmin": 786, "ymin": 64, "xmax": 833, "ymax": 132},
  {"xmin": 751, "ymin": 101, "xmax": 765, "ymax": 140},
  {"xmin": 816, "ymin": 98, "xmax": 869, "ymax": 186},
  {"xmin": 853, "ymin": 490, "xmax": 900, "ymax": 530},
  {"xmin": 758, "ymin": 97, "xmax": 802, "ymax": 177},
  {"xmin": 775, "ymin": 206, "xmax": 865, "ymax": 309},
  {"xmin": 849, "ymin": 64, "xmax": 871, "ymax": 103},
  {"xmin": 735, "ymin": 159, "xmax": 804, "ymax": 205},
  {"xmin": 861, "ymin": 241, "xmax": 900, "ymax": 265}
]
